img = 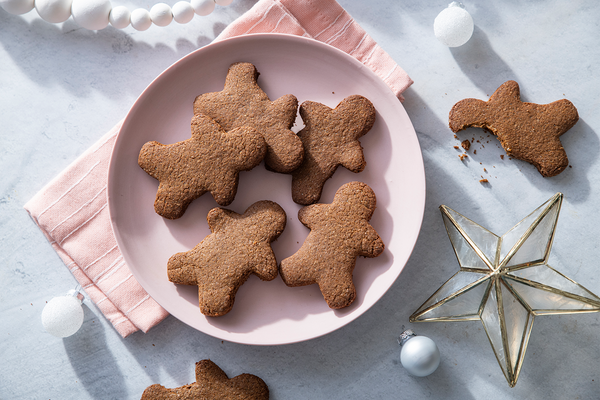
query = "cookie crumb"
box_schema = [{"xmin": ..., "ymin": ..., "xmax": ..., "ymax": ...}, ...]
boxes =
[
  {"xmin": 453, "ymin": 145, "xmax": 459, "ymax": 149},
  {"xmin": 483, "ymin": 168, "xmax": 487, "ymax": 173},
  {"xmin": 461, "ymin": 140, "xmax": 470, "ymax": 150},
  {"xmin": 473, "ymin": 149, "xmax": 477, "ymax": 154},
  {"xmin": 500, "ymin": 155, "xmax": 504, "ymax": 160},
  {"xmin": 459, "ymin": 154, "xmax": 468, "ymax": 161},
  {"xmin": 480, "ymin": 179, "xmax": 489, "ymax": 183}
]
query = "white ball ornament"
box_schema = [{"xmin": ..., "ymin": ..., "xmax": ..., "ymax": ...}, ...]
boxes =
[
  {"xmin": 109, "ymin": 5, "xmax": 130, "ymax": 29},
  {"xmin": 41, "ymin": 290, "xmax": 85, "ymax": 338},
  {"xmin": 71, "ymin": 0, "xmax": 111, "ymax": 30},
  {"xmin": 172, "ymin": 1, "xmax": 194, "ymax": 24},
  {"xmin": 131, "ymin": 8, "xmax": 152, "ymax": 31},
  {"xmin": 215, "ymin": 0, "xmax": 233, "ymax": 6},
  {"xmin": 150, "ymin": 3, "xmax": 172, "ymax": 27},
  {"xmin": 35, "ymin": 0, "xmax": 72, "ymax": 23},
  {"xmin": 398, "ymin": 330, "xmax": 440, "ymax": 377},
  {"xmin": 1, "ymin": 0, "xmax": 35, "ymax": 15},
  {"xmin": 433, "ymin": 2, "xmax": 474, "ymax": 47},
  {"xmin": 191, "ymin": 0, "xmax": 214, "ymax": 16}
]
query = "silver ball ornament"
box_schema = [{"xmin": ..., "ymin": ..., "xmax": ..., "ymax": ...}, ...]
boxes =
[
  {"xmin": 433, "ymin": 2, "xmax": 474, "ymax": 47},
  {"xmin": 398, "ymin": 330, "xmax": 440, "ymax": 377},
  {"xmin": 41, "ymin": 290, "xmax": 84, "ymax": 338}
]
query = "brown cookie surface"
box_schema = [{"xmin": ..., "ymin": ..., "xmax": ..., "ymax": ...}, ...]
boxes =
[
  {"xmin": 291, "ymin": 95, "xmax": 376, "ymax": 205},
  {"xmin": 138, "ymin": 114, "xmax": 266, "ymax": 219},
  {"xmin": 193, "ymin": 62, "xmax": 303, "ymax": 173},
  {"xmin": 449, "ymin": 80, "xmax": 578, "ymax": 177},
  {"xmin": 279, "ymin": 181, "xmax": 384, "ymax": 309},
  {"xmin": 168, "ymin": 200, "xmax": 286, "ymax": 316},
  {"xmin": 140, "ymin": 359, "xmax": 269, "ymax": 400}
]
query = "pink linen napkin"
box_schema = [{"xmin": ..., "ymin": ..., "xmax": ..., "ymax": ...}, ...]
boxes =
[{"xmin": 24, "ymin": 0, "xmax": 413, "ymax": 338}]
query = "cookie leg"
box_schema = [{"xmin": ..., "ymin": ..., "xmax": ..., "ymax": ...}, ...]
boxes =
[
  {"xmin": 154, "ymin": 183, "xmax": 197, "ymax": 220},
  {"xmin": 167, "ymin": 252, "xmax": 199, "ymax": 286},
  {"xmin": 291, "ymin": 168, "xmax": 329, "ymax": 205},
  {"xmin": 318, "ymin": 270, "xmax": 357, "ymax": 309},
  {"xmin": 198, "ymin": 284, "xmax": 237, "ymax": 317}
]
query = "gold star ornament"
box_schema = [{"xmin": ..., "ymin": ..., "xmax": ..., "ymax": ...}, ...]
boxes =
[{"xmin": 410, "ymin": 193, "xmax": 600, "ymax": 387}]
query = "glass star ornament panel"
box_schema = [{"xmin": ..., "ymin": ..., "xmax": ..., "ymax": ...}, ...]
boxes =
[{"xmin": 410, "ymin": 193, "xmax": 600, "ymax": 387}]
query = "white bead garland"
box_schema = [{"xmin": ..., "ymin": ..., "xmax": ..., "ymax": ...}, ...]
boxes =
[
  {"xmin": 130, "ymin": 8, "xmax": 152, "ymax": 31},
  {"xmin": 71, "ymin": 0, "xmax": 111, "ymax": 30},
  {"xmin": 109, "ymin": 5, "xmax": 130, "ymax": 29},
  {"xmin": 34, "ymin": 0, "xmax": 71, "ymax": 23},
  {"xmin": 172, "ymin": 1, "xmax": 194, "ymax": 24},
  {"xmin": 0, "ymin": 0, "xmax": 34, "ymax": 15},
  {"xmin": 149, "ymin": 3, "xmax": 172, "ymax": 27},
  {"xmin": 0, "ymin": 0, "xmax": 233, "ymax": 30},
  {"xmin": 190, "ymin": 0, "xmax": 214, "ymax": 16}
]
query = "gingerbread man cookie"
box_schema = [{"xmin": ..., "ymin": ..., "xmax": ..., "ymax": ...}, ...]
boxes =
[
  {"xmin": 140, "ymin": 360, "xmax": 269, "ymax": 400},
  {"xmin": 279, "ymin": 181, "xmax": 384, "ymax": 309},
  {"xmin": 193, "ymin": 62, "xmax": 303, "ymax": 174},
  {"xmin": 168, "ymin": 200, "xmax": 286, "ymax": 316},
  {"xmin": 291, "ymin": 95, "xmax": 376, "ymax": 205},
  {"xmin": 449, "ymin": 80, "xmax": 579, "ymax": 177},
  {"xmin": 138, "ymin": 114, "xmax": 266, "ymax": 219}
]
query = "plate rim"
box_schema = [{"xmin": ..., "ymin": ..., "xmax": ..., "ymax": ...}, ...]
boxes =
[{"xmin": 107, "ymin": 33, "xmax": 426, "ymax": 345}]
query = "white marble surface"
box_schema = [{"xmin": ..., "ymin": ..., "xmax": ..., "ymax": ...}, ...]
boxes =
[{"xmin": 2, "ymin": 1, "xmax": 600, "ymax": 399}]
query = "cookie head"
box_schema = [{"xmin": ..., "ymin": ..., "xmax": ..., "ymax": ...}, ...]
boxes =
[
  {"xmin": 291, "ymin": 95, "xmax": 377, "ymax": 205},
  {"xmin": 167, "ymin": 200, "xmax": 286, "ymax": 316},
  {"xmin": 140, "ymin": 359, "xmax": 269, "ymax": 400},
  {"xmin": 193, "ymin": 62, "xmax": 303, "ymax": 174},
  {"xmin": 449, "ymin": 80, "xmax": 578, "ymax": 177},
  {"xmin": 280, "ymin": 181, "xmax": 384, "ymax": 309},
  {"xmin": 138, "ymin": 114, "xmax": 266, "ymax": 219}
]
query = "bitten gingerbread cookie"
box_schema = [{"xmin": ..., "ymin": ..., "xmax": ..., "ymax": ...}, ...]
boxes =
[
  {"xmin": 138, "ymin": 114, "xmax": 266, "ymax": 219},
  {"xmin": 168, "ymin": 200, "xmax": 286, "ymax": 316},
  {"xmin": 193, "ymin": 62, "xmax": 303, "ymax": 174},
  {"xmin": 449, "ymin": 80, "xmax": 579, "ymax": 177},
  {"xmin": 140, "ymin": 360, "xmax": 269, "ymax": 400},
  {"xmin": 291, "ymin": 95, "xmax": 376, "ymax": 205},
  {"xmin": 279, "ymin": 181, "xmax": 384, "ymax": 309}
]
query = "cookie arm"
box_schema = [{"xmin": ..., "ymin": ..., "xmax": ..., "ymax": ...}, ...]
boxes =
[
  {"xmin": 338, "ymin": 141, "xmax": 366, "ymax": 173},
  {"xmin": 138, "ymin": 141, "xmax": 167, "ymax": 180},
  {"xmin": 195, "ymin": 360, "xmax": 229, "ymax": 384},
  {"xmin": 249, "ymin": 248, "xmax": 279, "ymax": 281},
  {"xmin": 359, "ymin": 225, "xmax": 385, "ymax": 258},
  {"xmin": 297, "ymin": 204, "xmax": 326, "ymax": 229},
  {"xmin": 154, "ymin": 182, "xmax": 198, "ymax": 220},
  {"xmin": 167, "ymin": 251, "xmax": 199, "ymax": 285}
]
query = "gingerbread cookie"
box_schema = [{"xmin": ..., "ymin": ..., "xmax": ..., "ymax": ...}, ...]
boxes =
[
  {"xmin": 138, "ymin": 114, "xmax": 266, "ymax": 219},
  {"xmin": 168, "ymin": 200, "xmax": 286, "ymax": 316},
  {"xmin": 193, "ymin": 62, "xmax": 303, "ymax": 174},
  {"xmin": 291, "ymin": 95, "xmax": 376, "ymax": 205},
  {"xmin": 279, "ymin": 181, "xmax": 384, "ymax": 309},
  {"xmin": 140, "ymin": 359, "xmax": 269, "ymax": 400},
  {"xmin": 449, "ymin": 80, "xmax": 578, "ymax": 177}
]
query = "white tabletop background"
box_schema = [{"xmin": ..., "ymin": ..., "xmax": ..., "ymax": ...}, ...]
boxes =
[{"xmin": 2, "ymin": 0, "xmax": 599, "ymax": 399}]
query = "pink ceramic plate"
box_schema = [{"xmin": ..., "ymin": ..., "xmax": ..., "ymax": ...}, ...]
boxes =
[{"xmin": 108, "ymin": 34, "xmax": 425, "ymax": 345}]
